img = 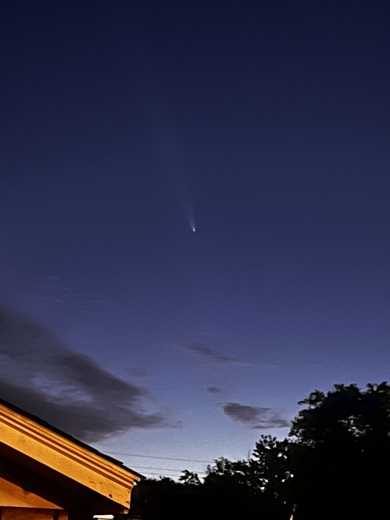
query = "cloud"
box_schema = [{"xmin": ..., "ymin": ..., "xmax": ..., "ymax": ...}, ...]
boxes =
[
  {"xmin": 223, "ymin": 402, "xmax": 290, "ymax": 429},
  {"xmin": 207, "ymin": 386, "xmax": 222, "ymax": 394},
  {"xmin": 0, "ymin": 305, "xmax": 171, "ymax": 442},
  {"xmin": 187, "ymin": 343, "xmax": 242, "ymax": 364}
]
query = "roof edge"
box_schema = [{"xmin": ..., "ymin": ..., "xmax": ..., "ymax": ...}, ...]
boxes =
[{"xmin": 0, "ymin": 399, "xmax": 142, "ymax": 508}]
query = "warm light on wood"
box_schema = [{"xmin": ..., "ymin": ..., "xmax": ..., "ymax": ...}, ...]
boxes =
[{"xmin": 0, "ymin": 400, "xmax": 141, "ymax": 520}]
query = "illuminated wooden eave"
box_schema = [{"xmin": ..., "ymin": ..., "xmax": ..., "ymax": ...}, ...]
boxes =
[{"xmin": 0, "ymin": 401, "xmax": 141, "ymax": 510}]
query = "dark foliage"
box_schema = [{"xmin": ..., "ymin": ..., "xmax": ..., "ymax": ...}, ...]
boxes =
[
  {"xmin": 131, "ymin": 382, "xmax": 390, "ymax": 520},
  {"xmin": 290, "ymin": 382, "xmax": 390, "ymax": 519}
]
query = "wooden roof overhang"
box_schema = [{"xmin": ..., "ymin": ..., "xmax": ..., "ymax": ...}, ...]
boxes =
[{"xmin": 0, "ymin": 399, "xmax": 142, "ymax": 514}]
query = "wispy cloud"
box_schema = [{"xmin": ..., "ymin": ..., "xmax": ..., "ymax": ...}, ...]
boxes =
[
  {"xmin": 187, "ymin": 343, "xmax": 242, "ymax": 364},
  {"xmin": 0, "ymin": 305, "xmax": 173, "ymax": 442},
  {"xmin": 207, "ymin": 386, "xmax": 222, "ymax": 394},
  {"xmin": 223, "ymin": 402, "xmax": 290, "ymax": 429}
]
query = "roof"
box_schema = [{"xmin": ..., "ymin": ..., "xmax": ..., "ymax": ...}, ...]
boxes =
[
  {"xmin": 0, "ymin": 396, "xmax": 142, "ymax": 478},
  {"xmin": 0, "ymin": 397, "xmax": 143, "ymax": 509}
]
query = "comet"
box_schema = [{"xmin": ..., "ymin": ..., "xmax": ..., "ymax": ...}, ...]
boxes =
[
  {"xmin": 156, "ymin": 127, "xmax": 197, "ymax": 234},
  {"xmin": 188, "ymin": 214, "xmax": 196, "ymax": 233}
]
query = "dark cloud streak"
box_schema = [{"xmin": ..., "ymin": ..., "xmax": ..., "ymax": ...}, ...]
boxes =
[
  {"xmin": 207, "ymin": 386, "xmax": 222, "ymax": 394},
  {"xmin": 0, "ymin": 305, "xmax": 170, "ymax": 442},
  {"xmin": 223, "ymin": 402, "xmax": 289, "ymax": 429},
  {"xmin": 187, "ymin": 343, "xmax": 242, "ymax": 364}
]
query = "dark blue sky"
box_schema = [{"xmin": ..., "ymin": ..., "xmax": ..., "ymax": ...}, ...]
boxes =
[{"xmin": 1, "ymin": 3, "xmax": 390, "ymax": 478}]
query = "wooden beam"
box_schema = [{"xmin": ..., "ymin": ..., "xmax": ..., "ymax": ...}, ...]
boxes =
[
  {"xmin": 0, "ymin": 477, "xmax": 63, "ymax": 509},
  {"xmin": 0, "ymin": 404, "xmax": 140, "ymax": 509}
]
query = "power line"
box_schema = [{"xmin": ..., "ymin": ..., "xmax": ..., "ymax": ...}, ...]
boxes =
[
  {"xmin": 140, "ymin": 470, "xmax": 207, "ymax": 476},
  {"xmin": 141, "ymin": 470, "xmax": 207, "ymax": 477},
  {"xmin": 130, "ymin": 465, "xmax": 189, "ymax": 472},
  {"xmin": 100, "ymin": 450, "xmax": 212, "ymax": 464},
  {"xmin": 141, "ymin": 471, "xmax": 187, "ymax": 477},
  {"xmin": 142, "ymin": 470, "xmax": 185, "ymax": 476},
  {"xmin": 134, "ymin": 466, "xmax": 206, "ymax": 475}
]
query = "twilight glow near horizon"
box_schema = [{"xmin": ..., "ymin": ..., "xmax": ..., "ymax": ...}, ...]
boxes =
[{"xmin": 1, "ymin": 3, "xmax": 390, "ymax": 479}]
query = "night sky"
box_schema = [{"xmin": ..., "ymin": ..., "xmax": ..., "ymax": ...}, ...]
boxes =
[{"xmin": 1, "ymin": 3, "xmax": 390, "ymax": 478}]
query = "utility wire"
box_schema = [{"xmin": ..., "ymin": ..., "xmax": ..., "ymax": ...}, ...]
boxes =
[
  {"xmin": 130, "ymin": 465, "xmax": 191, "ymax": 472},
  {"xmin": 100, "ymin": 450, "xmax": 212, "ymax": 464},
  {"xmin": 142, "ymin": 471, "xmax": 207, "ymax": 477},
  {"xmin": 142, "ymin": 471, "xmax": 191, "ymax": 477}
]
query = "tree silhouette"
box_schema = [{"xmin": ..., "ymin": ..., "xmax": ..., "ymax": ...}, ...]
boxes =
[
  {"xmin": 178, "ymin": 469, "xmax": 201, "ymax": 486},
  {"xmin": 204, "ymin": 456, "xmax": 285, "ymax": 519},
  {"xmin": 251, "ymin": 436, "xmax": 296, "ymax": 516},
  {"xmin": 132, "ymin": 382, "xmax": 390, "ymax": 520},
  {"xmin": 290, "ymin": 382, "xmax": 390, "ymax": 519}
]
